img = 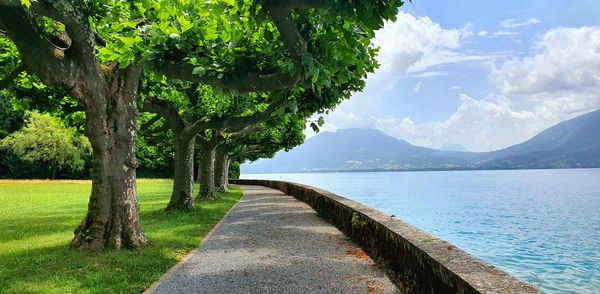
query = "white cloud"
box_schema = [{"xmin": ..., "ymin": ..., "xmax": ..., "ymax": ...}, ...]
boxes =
[
  {"xmin": 310, "ymin": 16, "xmax": 600, "ymax": 152},
  {"xmin": 311, "ymin": 93, "xmax": 546, "ymax": 151},
  {"xmin": 493, "ymin": 26, "xmax": 600, "ymax": 95},
  {"xmin": 478, "ymin": 30, "xmax": 488, "ymax": 37},
  {"xmin": 407, "ymin": 71, "xmax": 448, "ymax": 78},
  {"xmin": 370, "ymin": 94, "xmax": 542, "ymax": 151},
  {"xmin": 499, "ymin": 18, "xmax": 541, "ymax": 29},
  {"xmin": 376, "ymin": 26, "xmax": 600, "ymax": 151},
  {"xmin": 412, "ymin": 80, "xmax": 423, "ymax": 92},
  {"xmin": 306, "ymin": 12, "xmax": 491, "ymax": 140},
  {"xmin": 492, "ymin": 26, "xmax": 600, "ymax": 117},
  {"xmin": 373, "ymin": 12, "xmax": 477, "ymax": 80},
  {"xmin": 491, "ymin": 30, "xmax": 520, "ymax": 38}
]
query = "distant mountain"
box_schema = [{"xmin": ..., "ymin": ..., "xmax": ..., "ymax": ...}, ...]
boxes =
[
  {"xmin": 243, "ymin": 128, "xmax": 476, "ymax": 173},
  {"xmin": 242, "ymin": 109, "xmax": 600, "ymax": 173},
  {"xmin": 440, "ymin": 143, "xmax": 469, "ymax": 152},
  {"xmin": 478, "ymin": 109, "xmax": 600, "ymax": 169}
]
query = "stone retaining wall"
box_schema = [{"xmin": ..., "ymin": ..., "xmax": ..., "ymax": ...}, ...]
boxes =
[{"xmin": 231, "ymin": 179, "xmax": 538, "ymax": 294}]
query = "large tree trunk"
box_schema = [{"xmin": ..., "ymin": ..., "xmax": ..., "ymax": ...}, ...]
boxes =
[
  {"xmin": 71, "ymin": 68, "xmax": 147, "ymax": 251},
  {"xmin": 214, "ymin": 146, "xmax": 228, "ymax": 192},
  {"xmin": 167, "ymin": 132, "xmax": 196, "ymax": 211},
  {"xmin": 197, "ymin": 143, "xmax": 218, "ymax": 200},
  {"xmin": 0, "ymin": 8, "xmax": 147, "ymax": 251}
]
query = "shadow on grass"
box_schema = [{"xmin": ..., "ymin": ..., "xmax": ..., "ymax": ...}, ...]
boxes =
[{"xmin": 0, "ymin": 216, "xmax": 83, "ymax": 245}]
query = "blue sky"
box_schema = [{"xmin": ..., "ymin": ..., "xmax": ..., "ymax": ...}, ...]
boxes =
[{"xmin": 309, "ymin": 0, "xmax": 600, "ymax": 151}]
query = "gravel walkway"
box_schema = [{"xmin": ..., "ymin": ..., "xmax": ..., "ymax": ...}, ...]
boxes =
[{"xmin": 148, "ymin": 185, "xmax": 398, "ymax": 294}]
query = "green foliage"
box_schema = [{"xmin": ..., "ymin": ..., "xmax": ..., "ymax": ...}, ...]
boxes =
[
  {"xmin": 1, "ymin": 33, "xmax": 86, "ymax": 132},
  {"xmin": 19, "ymin": 0, "xmax": 31, "ymax": 8},
  {"xmin": 228, "ymin": 161, "xmax": 240, "ymax": 180},
  {"xmin": 229, "ymin": 112, "xmax": 307, "ymax": 164},
  {"xmin": 136, "ymin": 113, "xmax": 175, "ymax": 178},
  {"xmin": 351, "ymin": 212, "xmax": 368, "ymax": 230},
  {"xmin": 0, "ymin": 180, "xmax": 243, "ymax": 293},
  {"xmin": 88, "ymin": 0, "xmax": 400, "ymax": 88},
  {"xmin": 0, "ymin": 112, "xmax": 91, "ymax": 178},
  {"xmin": 92, "ymin": 0, "xmax": 289, "ymax": 76},
  {"xmin": 2, "ymin": 0, "xmax": 406, "ymax": 180},
  {"xmin": 0, "ymin": 93, "xmax": 24, "ymax": 139},
  {"xmin": 95, "ymin": 0, "xmax": 402, "ymax": 125},
  {"xmin": 0, "ymin": 34, "xmax": 19, "ymax": 73}
]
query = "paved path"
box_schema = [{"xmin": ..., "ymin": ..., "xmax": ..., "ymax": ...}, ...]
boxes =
[{"xmin": 149, "ymin": 185, "xmax": 398, "ymax": 294}]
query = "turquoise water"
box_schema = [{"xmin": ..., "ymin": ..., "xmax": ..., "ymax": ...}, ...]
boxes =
[{"xmin": 242, "ymin": 169, "xmax": 600, "ymax": 293}]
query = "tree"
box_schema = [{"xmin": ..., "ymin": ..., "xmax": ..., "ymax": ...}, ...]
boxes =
[
  {"xmin": 216, "ymin": 113, "xmax": 307, "ymax": 189},
  {"xmin": 193, "ymin": 96, "xmax": 288, "ymax": 200},
  {"xmin": 0, "ymin": 111, "xmax": 91, "ymax": 179},
  {"xmin": 0, "ymin": 2, "xmax": 149, "ymax": 250},
  {"xmin": 0, "ymin": 0, "xmax": 404, "ymax": 250},
  {"xmin": 196, "ymin": 130, "xmax": 221, "ymax": 200},
  {"xmin": 141, "ymin": 88, "xmax": 207, "ymax": 210},
  {"xmin": 142, "ymin": 82, "xmax": 291, "ymax": 206}
]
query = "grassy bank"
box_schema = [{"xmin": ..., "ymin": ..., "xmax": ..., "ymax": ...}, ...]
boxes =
[{"xmin": 0, "ymin": 179, "xmax": 242, "ymax": 294}]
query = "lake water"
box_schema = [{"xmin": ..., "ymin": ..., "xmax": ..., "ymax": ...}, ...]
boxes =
[{"xmin": 242, "ymin": 169, "xmax": 600, "ymax": 293}]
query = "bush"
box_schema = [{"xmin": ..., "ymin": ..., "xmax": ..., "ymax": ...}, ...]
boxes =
[{"xmin": 0, "ymin": 112, "xmax": 91, "ymax": 179}]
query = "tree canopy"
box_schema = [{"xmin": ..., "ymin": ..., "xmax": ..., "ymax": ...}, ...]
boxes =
[{"xmin": 0, "ymin": 0, "xmax": 405, "ymax": 251}]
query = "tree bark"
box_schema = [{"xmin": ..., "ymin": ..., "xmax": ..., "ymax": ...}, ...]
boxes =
[
  {"xmin": 71, "ymin": 68, "xmax": 147, "ymax": 251},
  {"xmin": 167, "ymin": 132, "xmax": 196, "ymax": 211},
  {"xmin": 224, "ymin": 155, "xmax": 230, "ymax": 188},
  {"xmin": 214, "ymin": 146, "xmax": 228, "ymax": 192},
  {"xmin": 196, "ymin": 161, "xmax": 202, "ymax": 183},
  {"xmin": 197, "ymin": 143, "xmax": 218, "ymax": 200}
]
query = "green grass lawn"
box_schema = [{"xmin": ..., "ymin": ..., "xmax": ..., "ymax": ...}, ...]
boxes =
[{"xmin": 0, "ymin": 179, "xmax": 242, "ymax": 294}]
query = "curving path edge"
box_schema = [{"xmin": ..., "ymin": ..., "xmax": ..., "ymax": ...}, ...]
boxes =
[{"xmin": 146, "ymin": 185, "xmax": 398, "ymax": 294}]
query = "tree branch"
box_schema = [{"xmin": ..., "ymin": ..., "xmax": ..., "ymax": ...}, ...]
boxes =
[
  {"xmin": 0, "ymin": 63, "xmax": 25, "ymax": 90},
  {"xmin": 225, "ymin": 123, "xmax": 266, "ymax": 138},
  {"xmin": 0, "ymin": 5, "xmax": 73, "ymax": 86},
  {"xmin": 142, "ymin": 124, "xmax": 171, "ymax": 138},
  {"xmin": 140, "ymin": 114, "xmax": 162, "ymax": 129},
  {"xmin": 141, "ymin": 97, "xmax": 186, "ymax": 134},
  {"xmin": 143, "ymin": 96, "xmax": 225, "ymax": 139},
  {"xmin": 221, "ymin": 100, "xmax": 283, "ymax": 133},
  {"xmin": 187, "ymin": 118, "xmax": 223, "ymax": 138},
  {"xmin": 231, "ymin": 143, "xmax": 275, "ymax": 161},
  {"xmin": 265, "ymin": 1, "xmax": 307, "ymax": 58},
  {"xmin": 156, "ymin": 62, "xmax": 302, "ymax": 93},
  {"xmin": 9, "ymin": 0, "xmax": 97, "ymax": 65},
  {"xmin": 197, "ymin": 130, "xmax": 222, "ymax": 148},
  {"xmin": 94, "ymin": 31, "xmax": 106, "ymax": 47}
]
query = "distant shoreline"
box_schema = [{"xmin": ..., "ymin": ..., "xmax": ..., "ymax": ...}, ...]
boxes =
[{"xmin": 243, "ymin": 166, "xmax": 600, "ymax": 174}]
